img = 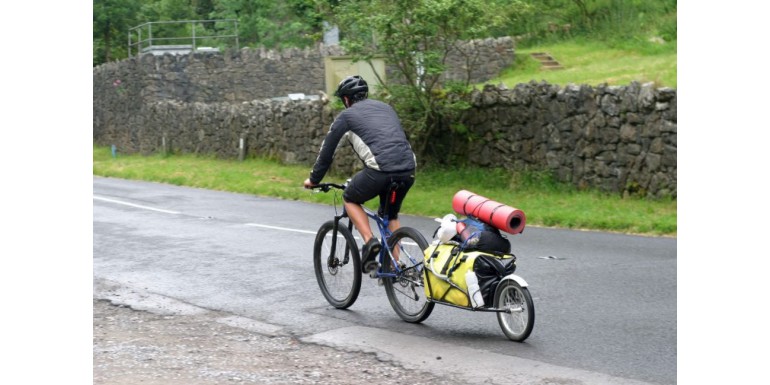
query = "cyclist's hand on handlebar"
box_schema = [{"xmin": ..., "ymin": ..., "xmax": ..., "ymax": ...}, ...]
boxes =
[{"xmin": 303, "ymin": 178, "xmax": 316, "ymax": 189}]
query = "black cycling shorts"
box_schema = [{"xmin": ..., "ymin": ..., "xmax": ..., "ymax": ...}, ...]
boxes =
[{"xmin": 343, "ymin": 168, "xmax": 415, "ymax": 220}]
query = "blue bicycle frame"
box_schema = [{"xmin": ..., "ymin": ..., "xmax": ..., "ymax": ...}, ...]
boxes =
[{"xmin": 361, "ymin": 205, "xmax": 404, "ymax": 279}]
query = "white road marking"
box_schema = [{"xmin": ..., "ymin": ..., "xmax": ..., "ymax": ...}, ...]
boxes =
[
  {"xmin": 93, "ymin": 195, "xmax": 181, "ymax": 215},
  {"xmin": 244, "ymin": 223, "xmax": 317, "ymax": 235}
]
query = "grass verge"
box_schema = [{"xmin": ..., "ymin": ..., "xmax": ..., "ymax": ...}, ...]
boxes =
[{"xmin": 490, "ymin": 39, "xmax": 677, "ymax": 88}]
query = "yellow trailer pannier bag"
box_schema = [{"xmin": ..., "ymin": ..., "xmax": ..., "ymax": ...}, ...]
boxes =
[{"xmin": 422, "ymin": 243, "xmax": 484, "ymax": 307}]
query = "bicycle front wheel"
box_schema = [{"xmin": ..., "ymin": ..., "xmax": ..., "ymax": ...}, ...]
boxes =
[
  {"xmin": 313, "ymin": 220, "xmax": 361, "ymax": 309},
  {"xmin": 495, "ymin": 279, "xmax": 535, "ymax": 342},
  {"xmin": 383, "ymin": 227, "xmax": 434, "ymax": 323}
]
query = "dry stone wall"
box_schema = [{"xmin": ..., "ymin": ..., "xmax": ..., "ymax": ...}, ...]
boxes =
[
  {"xmin": 455, "ymin": 82, "xmax": 676, "ymax": 198},
  {"xmin": 443, "ymin": 37, "xmax": 516, "ymax": 83},
  {"xmin": 93, "ymin": 41, "xmax": 676, "ymax": 198}
]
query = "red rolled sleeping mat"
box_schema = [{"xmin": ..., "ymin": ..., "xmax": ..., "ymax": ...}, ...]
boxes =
[{"xmin": 452, "ymin": 190, "xmax": 526, "ymax": 234}]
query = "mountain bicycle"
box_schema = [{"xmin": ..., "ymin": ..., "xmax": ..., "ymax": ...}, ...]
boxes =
[{"xmin": 310, "ymin": 181, "xmax": 434, "ymax": 322}]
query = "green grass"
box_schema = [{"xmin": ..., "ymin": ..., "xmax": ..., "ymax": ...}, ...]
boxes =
[
  {"xmin": 94, "ymin": 146, "xmax": 676, "ymax": 237},
  {"xmin": 489, "ymin": 39, "xmax": 677, "ymax": 88}
]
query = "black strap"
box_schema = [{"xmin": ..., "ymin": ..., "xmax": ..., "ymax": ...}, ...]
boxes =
[
  {"xmin": 440, "ymin": 253, "xmax": 454, "ymax": 275},
  {"xmin": 488, "ymin": 204, "xmax": 505, "ymax": 227},
  {"xmin": 446, "ymin": 250, "xmax": 472, "ymax": 278},
  {"xmin": 472, "ymin": 200, "xmax": 490, "ymax": 218},
  {"xmin": 439, "ymin": 246, "xmax": 460, "ymax": 275},
  {"xmin": 462, "ymin": 195, "xmax": 477, "ymax": 216}
]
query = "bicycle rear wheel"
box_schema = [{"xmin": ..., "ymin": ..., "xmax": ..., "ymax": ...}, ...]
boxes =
[
  {"xmin": 313, "ymin": 220, "xmax": 361, "ymax": 309},
  {"xmin": 494, "ymin": 279, "xmax": 535, "ymax": 342},
  {"xmin": 383, "ymin": 227, "xmax": 434, "ymax": 323}
]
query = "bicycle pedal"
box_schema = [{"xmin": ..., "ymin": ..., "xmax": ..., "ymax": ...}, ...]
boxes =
[{"xmin": 363, "ymin": 261, "xmax": 379, "ymax": 275}]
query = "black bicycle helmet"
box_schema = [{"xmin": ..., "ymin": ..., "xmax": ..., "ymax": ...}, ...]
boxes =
[{"xmin": 334, "ymin": 75, "xmax": 368, "ymax": 98}]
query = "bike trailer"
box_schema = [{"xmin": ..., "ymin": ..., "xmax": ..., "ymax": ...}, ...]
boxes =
[{"xmin": 422, "ymin": 243, "xmax": 516, "ymax": 308}]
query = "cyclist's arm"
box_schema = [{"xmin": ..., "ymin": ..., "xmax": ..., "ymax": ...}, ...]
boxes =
[{"xmin": 309, "ymin": 116, "xmax": 349, "ymax": 184}]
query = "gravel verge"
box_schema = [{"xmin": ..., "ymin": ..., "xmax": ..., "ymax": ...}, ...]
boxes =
[{"xmin": 93, "ymin": 298, "xmax": 463, "ymax": 385}]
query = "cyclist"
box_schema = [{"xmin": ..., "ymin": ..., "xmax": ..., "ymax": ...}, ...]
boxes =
[{"xmin": 303, "ymin": 75, "xmax": 417, "ymax": 274}]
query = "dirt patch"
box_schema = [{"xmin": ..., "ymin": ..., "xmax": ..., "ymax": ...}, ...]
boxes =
[{"xmin": 93, "ymin": 299, "xmax": 461, "ymax": 385}]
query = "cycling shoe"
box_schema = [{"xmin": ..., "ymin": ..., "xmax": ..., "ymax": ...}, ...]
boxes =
[{"xmin": 361, "ymin": 238, "xmax": 382, "ymax": 274}]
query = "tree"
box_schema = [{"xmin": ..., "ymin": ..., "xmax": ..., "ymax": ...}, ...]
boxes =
[
  {"xmin": 210, "ymin": 0, "xmax": 322, "ymax": 49},
  {"xmin": 317, "ymin": 0, "xmax": 529, "ymax": 160},
  {"xmin": 93, "ymin": 0, "xmax": 141, "ymax": 65},
  {"xmin": 94, "ymin": 0, "xmax": 191, "ymax": 66},
  {"xmin": 192, "ymin": 0, "xmax": 216, "ymax": 20},
  {"xmin": 137, "ymin": 0, "xmax": 197, "ymax": 44}
]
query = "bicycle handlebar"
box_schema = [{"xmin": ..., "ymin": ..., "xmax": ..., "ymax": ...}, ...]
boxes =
[{"xmin": 309, "ymin": 182, "xmax": 347, "ymax": 193}]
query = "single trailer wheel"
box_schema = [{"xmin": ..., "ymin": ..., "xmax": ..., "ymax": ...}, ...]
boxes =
[
  {"xmin": 494, "ymin": 279, "xmax": 535, "ymax": 342},
  {"xmin": 313, "ymin": 220, "xmax": 361, "ymax": 309}
]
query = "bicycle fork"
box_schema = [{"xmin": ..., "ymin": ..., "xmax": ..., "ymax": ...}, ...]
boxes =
[{"xmin": 328, "ymin": 215, "xmax": 353, "ymax": 268}]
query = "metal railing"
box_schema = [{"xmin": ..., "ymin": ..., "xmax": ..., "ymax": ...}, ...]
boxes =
[{"xmin": 128, "ymin": 19, "xmax": 239, "ymax": 57}]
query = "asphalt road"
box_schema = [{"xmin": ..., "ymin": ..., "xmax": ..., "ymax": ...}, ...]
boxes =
[{"xmin": 93, "ymin": 176, "xmax": 676, "ymax": 385}]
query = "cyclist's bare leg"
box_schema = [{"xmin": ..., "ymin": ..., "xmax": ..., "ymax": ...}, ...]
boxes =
[
  {"xmin": 388, "ymin": 218, "xmax": 401, "ymax": 262},
  {"xmin": 344, "ymin": 201, "xmax": 373, "ymax": 242}
]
